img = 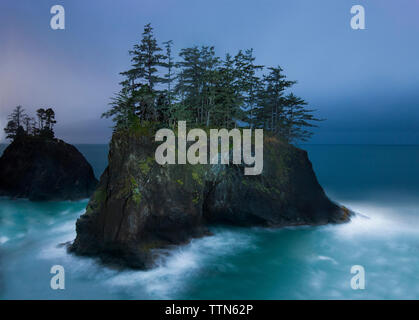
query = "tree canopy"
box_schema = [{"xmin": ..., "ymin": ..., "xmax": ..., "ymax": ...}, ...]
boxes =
[
  {"xmin": 103, "ymin": 24, "xmax": 322, "ymax": 143},
  {"xmin": 4, "ymin": 106, "xmax": 57, "ymax": 141}
]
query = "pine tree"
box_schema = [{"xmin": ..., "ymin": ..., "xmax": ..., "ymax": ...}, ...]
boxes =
[
  {"xmin": 101, "ymin": 29, "xmax": 324, "ymax": 143},
  {"xmin": 4, "ymin": 120, "xmax": 18, "ymax": 140},
  {"xmin": 10, "ymin": 106, "xmax": 26, "ymax": 128},
  {"xmin": 120, "ymin": 24, "xmax": 167, "ymax": 91},
  {"xmin": 257, "ymin": 66, "xmax": 296, "ymax": 131},
  {"xmin": 211, "ymin": 54, "xmax": 244, "ymax": 128},
  {"xmin": 4, "ymin": 106, "xmax": 26, "ymax": 140},
  {"xmin": 4, "ymin": 106, "xmax": 59, "ymax": 140},
  {"xmin": 102, "ymin": 92, "xmax": 135, "ymax": 129},
  {"xmin": 163, "ymin": 40, "xmax": 175, "ymax": 108},
  {"xmin": 36, "ymin": 108, "xmax": 46, "ymax": 130},
  {"xmin": 234, "ymin": 49, "xmax": 263, "ymax": 128},
  {"xmin": 44, "ymin": 108, "xmax": 57, "ymax": 138},
  {"xmin": 200, "ymin": 46, "xmax": 220, "ymax": 126},
  {"xmin": 175, "ymin": 46, "xmax": 204, "ymax": 124},
  {"xmin": 117, "ymin": 23, "xmax": 167, "ymax": 122},
  {"xmin": 280, "ymin": 93, "xmax": 322, "ymax": 143},
  {"xmin": 35, "ymin": 108, "xmax": 56, "ymax": 139},
  {"xmin": 22, "ymin": 115, "xmax": 36, "ymax": 135}
]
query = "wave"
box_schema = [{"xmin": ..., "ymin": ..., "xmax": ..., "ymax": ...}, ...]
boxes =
[
  {"xmin": 104, "ymin": 228, "xmax": 256, "ymax": 299},
  {"xmin": 3, "ymin": 195, "xmax": 419, "ymax": 299},
  {"xmin": 328, "ymin": 201, "xmax": 419, "ymax": 240},
  {"xmin": 31, "ymin": 206, "xmax": 256, "ymax": 299}
]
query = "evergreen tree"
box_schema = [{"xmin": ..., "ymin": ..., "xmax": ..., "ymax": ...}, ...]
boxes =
[
  {"xmin": 36, "ymin": 108, "xmax": 46, "ymax": 130},
  {"xmin": 199, "ymin": 46, "xmax": 220, "ymax": 126},
  {"xmin": 4, "ymin": 106, "xmax": 26, "ymax": 140},
  {"xmin": 23, "ymin": 115, "xmax": 36, "ymax": 135},
  {"xmin": 120, "ymin": 23, "xmax": 167, "ymax": 91},
  {"xmin": 4, "ymin": 120, "xmax": 18, "ymax": 140},
  {"xmin": 280, "ymin": 93, "xmax": 322, "ymax": 143},
  {"xmin": 102, "ymin": 92, "xmax": 135, "ymax": 129},
  {"xmin": 234, "ymin": 49, "xmax": 263, "ymax": 128},
  {"xmin": 116, "ymin": 23, "xmax": 167, "ymax": 123},
  {"xmin": 44, "ymin": 108, "xmax": 57, "ymax": 130},
  {"xmin": 175, "ymin": 46, "xmax": 204, "ymax": 124},
  {"xmin": 12, "ymin": 105, "xmax": 25, "ymax": 128},
  {"xmin": 44, "ymin": 108, "xmax": 57, "ymax": 138},
  {"xmin": 163, "ymin": 40, "xmax": 175, "ymax": 108},
  {"xmin": 211, "ymin": 54, "xmax": 244, "ymax": 128},
  {"xmin": 35, "ymin": 108, "xmax": 56, "ymax": 139},
  {"xmin": 4, "ymin": 106, "xmax": 57, "ymax": 140},
  {"xmin": 101, "ymin": 25, "xmax": 323, "ymax": 143},
  {"xmin": 256, "ymin": 66, "xmax": 295, "ymax": 131}
]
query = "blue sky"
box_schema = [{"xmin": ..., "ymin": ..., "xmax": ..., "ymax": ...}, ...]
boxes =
[{"xmin": 0, "ymin": 0, "xmax": 418, "ymax": 144}]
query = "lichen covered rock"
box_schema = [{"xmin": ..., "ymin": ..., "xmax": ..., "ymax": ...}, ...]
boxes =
[{"xmin": 70, "ymin": 129, "xmax": 348, "ymax": 269}]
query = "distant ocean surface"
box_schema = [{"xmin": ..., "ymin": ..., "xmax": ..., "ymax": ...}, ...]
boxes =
[{"xmin": 1, "ymin": 144, "xmax": 419, "ymax": 299}]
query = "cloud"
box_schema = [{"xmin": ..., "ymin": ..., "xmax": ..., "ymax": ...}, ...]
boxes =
[{"xmin": 1, "ymin": 1, "xmax": 419, "ymax": 144}]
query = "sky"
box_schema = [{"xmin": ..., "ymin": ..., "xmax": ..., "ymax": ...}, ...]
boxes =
[{"xmin": 0, "ymin": 0, "xmax": 418, "ymax": 144}]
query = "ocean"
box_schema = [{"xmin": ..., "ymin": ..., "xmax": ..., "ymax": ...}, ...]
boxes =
[{"xmin": 0, "ymin": 144, "xmax": 419, "ymax": 299}]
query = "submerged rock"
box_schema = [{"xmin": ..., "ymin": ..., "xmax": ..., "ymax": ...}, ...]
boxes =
[
  {"xmin": 0, "ymin": 135, "xmax": 98, "ymax": 201},
  {"xmin": 70, "ymin": 129, "xmax": 349, "ymax": 269}
]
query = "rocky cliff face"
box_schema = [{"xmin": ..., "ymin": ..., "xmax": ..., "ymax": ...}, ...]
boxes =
[
  {"xmin": 0, "ymin": 135, "xmax": 98, "ymax": 201},
  {"xmin": 70, "ymin": 129, "xmax": 349, "ymax": 269}
]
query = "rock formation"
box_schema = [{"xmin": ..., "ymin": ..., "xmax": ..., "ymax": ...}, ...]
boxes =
[
  {"xmin": 0, "ymin": 135, "xmax": 98, "ymax": 201},
  {"xmin": 70, "ymin": 129, "xmax": 349, "ymax": 269}
]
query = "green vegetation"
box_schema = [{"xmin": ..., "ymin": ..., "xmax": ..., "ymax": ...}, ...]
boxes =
[
  {"xmin": 103, "ymin": 23, "xmax": 322, "ymax": 143},
  {"xmin": 138, "ymin": 156, "xmax": 154, "ymax": 175},
  {"xmin": 132, "ymin": 188, "xmax": 142, "ymax": 205},
  {"xmin": 4, "ymin": 106, "xmax": 57, "ymax": 141}
]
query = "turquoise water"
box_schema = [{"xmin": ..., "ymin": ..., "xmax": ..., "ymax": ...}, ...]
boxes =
[{"xmin": 1, "ymin": 144, "xmax": 419, "ymax": 299}]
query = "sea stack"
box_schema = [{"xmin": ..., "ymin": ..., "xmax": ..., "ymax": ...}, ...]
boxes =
[
  {"xmin": 70, "ymin": 129, "xmax": 350, "ymax": 269},
  {"xmin": 0, "ymin": 134, "xmax": 98, "ymax": 201}
]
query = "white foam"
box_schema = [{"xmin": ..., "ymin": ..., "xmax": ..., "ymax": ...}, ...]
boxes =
[
  {"xmin": 317, "ymin": 255, "xmax": 338, "ymax": 265},
  {"xmin": 36, "ymin": 210, "xmax": 84, "ymax": 259},
  {"xmin": 0, "ymin": 236, "xmax": 9, "ymax": 244},
  {"xmin": 328, "ymin": 201, "xmax": 419, "ymax": 240},
  {"xmin": 105, "ymin": 229, "xmax": 255, "ymax": 299}
]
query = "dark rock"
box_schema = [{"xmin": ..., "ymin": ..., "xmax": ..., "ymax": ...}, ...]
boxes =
[
  {"xmin": 204, "ymin": 139, "xmax": 346, "ymax": 227},
  {"xmin": 70, "ymin": 129, "xmax": 349, "ymax": 269},
  {"xmin": 0, "ymin": 135, "xmax": 98, "ymax": 201}
]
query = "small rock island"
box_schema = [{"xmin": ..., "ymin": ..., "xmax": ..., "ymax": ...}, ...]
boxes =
[
  {"xmin": 0, "ymin": 106, "xmax": 98, "ymax": 201},
  {"xmin": 70, "ymin": 24, "xmax": 350, "ymax": 269},
  {"xmin": 70, "ymin": 129, "xmax": 349, "ymax": 269}
]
